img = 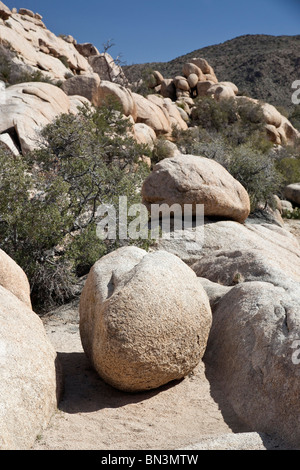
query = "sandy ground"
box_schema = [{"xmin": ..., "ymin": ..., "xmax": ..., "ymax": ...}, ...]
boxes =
[
  {"xmin": 32, "ymin": 300, "xmax": 240, "ymax": 450},
  {"xmin": 31, "ymin": 299, "xmax": 284, "ymax": 451},
  {"xmin": 32, "ymin": 219, "xmax": 300, "ymax": 451}
]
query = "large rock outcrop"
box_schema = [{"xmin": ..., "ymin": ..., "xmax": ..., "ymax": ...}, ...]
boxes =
[
  {"xmin": 203, "ymin": 281, "xmax": 300, "ymax": 448},
  {"xmin": 61, "ymin": 73, "xmax": 101, "ymax": 106},
  {"xmin": 190, "ymin": 220, "xmax": 300, "ymax": 284},
  {"xmin": 142, "ymin": 154, "xmax": 251, "ymax": 223},
  {"xmin": 151, "ymin": 211, "xmax": 300, "ymax": 447},
  {"xmin": 98, "ymin": 81, "xmax": 137, "ymax": 121},
  {"xmin": 147, "ymin": 58, "xmax": 299, "ymax": 146},
  {"xmin": 79, "ymin": 247, "xmax": 212, "ymax": 392},
  {"xmin": 0, "ymin": 8, "xmax": 92, "ymax": 80},
  {"xmin": 132, "ymin": 92, "xmax": 172, "ymax": 135},
  {"xmin": 0, "ymin": 82, "xmax": 71, "ymax": 153},
  {"xmin": 88, "ymin": 52, "xmax": 128, "ymax": 86}
]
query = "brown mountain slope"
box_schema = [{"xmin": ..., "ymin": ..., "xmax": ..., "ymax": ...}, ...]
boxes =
[{"xmin": 123, "ymin": 34, "xmax": 300, "ymax": 110}]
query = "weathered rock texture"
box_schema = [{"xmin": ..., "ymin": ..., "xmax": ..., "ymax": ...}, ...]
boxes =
[
  {"xmin": 0, "ymin": 1, "xmax": 11, "ymax": 20},
  {"xmin": 151, "ymin": 213, "xmax": 300, "ymax": 447},
  {"xmin": 0, "ymin": 9, "xmax": 92, "ymax": 80},
  {"xmin": 79, "ymin": 247, "xmax": 212, "ymax": 392},
  {"xmin": 61, "ymin": 73, "xmax": 101, "ymax": 106},
  {"xmin": 142, "ymin": 154, "xmax": 250, "ymax": 223},
  {"xmin": 88, "ymin": 53, "xmax": 128, "ymax": 85},
  {"xmin": 0, "ymin": 82, "xmax": 72, "ymax": 153},
  {"xmin": 0, "ymin": 248, "xmax": 31, "ymax": 307},
  {"xmin": 204, "ymin": 281, "xmax": 300, "ymax": 449},
  {"xmin": 190, "ymin": 219, "xmax": 300, "ymax": 289},
  {"xmin": 133, "ymin": 92, "xmax": 172, "ymax": 135},
  {"xmin": 0, "ymin": 285, "xmax": 60, "ymax": 450},
  {"xmin": 98, "ymin": 81, "xmax": 137, "ymax": 121}
]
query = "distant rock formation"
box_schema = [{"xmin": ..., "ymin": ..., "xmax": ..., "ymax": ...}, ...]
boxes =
[{"xmin": 146, "ymin": 59, "xmax": 300, "ymax": 146}]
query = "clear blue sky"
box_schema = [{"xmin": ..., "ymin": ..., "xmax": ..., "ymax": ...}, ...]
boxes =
[{"xmin": 4, "ymin": 0, "xmax": 300, "ymax": 64}]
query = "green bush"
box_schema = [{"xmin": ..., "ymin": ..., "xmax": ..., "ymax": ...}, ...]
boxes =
[
  {"xmin": 228, "ymin": 144, "xmax": 282, "ymax": 210},
  {"xmin": 0, "ymin": 103, "xmax": 151, "ymax": 312},
  {"xmin": 191, "ymin": 96, "xmax": 238, "ymax": 131},
  {"xmin": 274, "ymin": 140, "xmax": 300, "ymax": 190},
  {"xmin": 186, "ymin": 95, "xmax": 272, "ymax": 152},
  {"xmin": 12, "ymin": 69, "xmax": 63, "ymax": 87},
  {"xmin": 151, "ymin": 138, "xmax": 176, "ymax": 166},
  {"xmin": 276, "ymin": 157, "xmax": 300, "ymax": 187},
  {"xmin": 283, "ymin": 207, "xmax": 300, "ymax": 220}
]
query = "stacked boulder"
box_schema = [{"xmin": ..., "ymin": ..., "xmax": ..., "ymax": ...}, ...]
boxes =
[
  {"xmin": 79, "ymin": 155, "xmax": 250, "ymax": 393},
  {"xmin": 148, "ymin": 58, "xmax": 235, "ymax": 113},
  {"xmin": 147, "ymin": 58, "xmax": 299, "ymax": 146},
  {"xmin": 0, "ymin": 1, "xmax": 298, "ymax": 151},
  {"xmin": 236, "ymin": 96, "xmax": 299, "ymax": 146}
]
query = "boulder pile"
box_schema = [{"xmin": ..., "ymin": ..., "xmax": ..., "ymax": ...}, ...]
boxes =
[
  {"xmin": 77, "ymin": 148, "xmax": 300, "ymax": 447},
  {"xmin": 0, "ymin": 2, "xmax": 298, "ymax": 152},
  {"xmin": 147, "ymin": 60, "xmax": 299, "ymax": 146}
]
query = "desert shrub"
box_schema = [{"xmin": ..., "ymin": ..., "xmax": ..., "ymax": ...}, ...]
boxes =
[
  {"xmin": 228, "ymin": 144, "xmax": 282, "ymax": 210},
  {"xmin": 151, "ymin": 138, "xmax": 176, "ymax": 166},
  {"xmin": 130, "ymin": 67, "xmax": 157, "ymax": 97},
  {"xmin": 275, "ymin": 157, "xmax": 300, "ymax": 188},
  {"xmin": 191, "ymin": 96, "xmax": 238, "ymax": 131},
  {"xmin": 14, "ymin": 70, "xmax": 63, "ymax": 87},
  {"xmin": 187, "ymin": 96, "xmax": 271, "ymax": 152},
  {"xmin": 58, "ymin": 55, "xmax": 70, "ymax": 69},
  {"xmin": 173, "ymin": 95, "xmax": 280, "ymax": 210},
  {"xmin": 0, "ymin": 55, "xmax": 11, "ymax": 83},
  {"xmin": 283, "ymin": 207, "xmax": 300, "ymax": 220},
  {"xmin": 0, "ymin": 103, "xmax": 151, "ymax": 312},
  {"xmin": 274, "ymin": 140, "xmax": 300, "ymax": 189},
  {"xmin": 177, "ymin": 129, "xmax": 232, "ymax": 168}
]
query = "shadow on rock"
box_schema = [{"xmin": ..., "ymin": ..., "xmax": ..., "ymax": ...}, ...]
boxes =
[{"xmin": 57, "ymin": 352, "xmax": 184, "ymax": 414}]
